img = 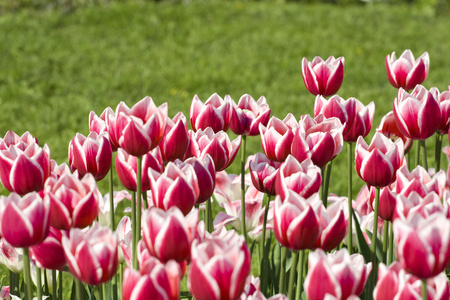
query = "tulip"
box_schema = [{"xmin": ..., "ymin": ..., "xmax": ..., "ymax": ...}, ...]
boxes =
[
  {"xmin": 105, "ymin": 97, "xmax": 167, "ymax": 156},
  {"xmin": 343, "ymin": 99, "xmax": 375, "ymax": 143},
  {"xmin": 159, "ymin": 112, "xmax": 189, "ymax": 163},
  {"xmin": 240, "ymin": 276, "xmax": 289, "ymax": 300},
  {"xmin": 368, "ymin": 186, "xmax": 396, "ymax": 221},
  {"xmin": 116, "ymin": 216, "xmax": 132, "ymax": 263},
  {"xmin": 395, "ymin": 165, "xmax": 446, "ymax": 198},
  {"xmin": 0, "ymin": 286, "xmax": 10, "ymax": 300},
  {"xmin": 385, "ymin": 50, "xmax": 429, "ymax": 91},
  {"xmin": 0, "ymin": 239, "xmax": 23, "ymax": 273},
  {"xmin": 148, "ymin": 162, "xmax": 199, "ymax": 215},
  {"xmin": 377, "ymin": 111, "xmax": 413, "ymax": 154},
  {"xmin": 44, "ymin": 173, "xmax": 101, "ymax": 230},
  {"xmin": 189, "ymin": 127, "xmax": 241, "ymax": 171},
  {"xmin": 275, "ymin": 155, "xmax": 322, "ymax": 199},
  {"xmin": 115, "ymin": 147, "xmax": 163, "ymax": 192},
  {"xmin": 273, "ymin": 192, "xmax": 321, "ymax": 251},
  {"xmin": 304, "ymin": 248, "xmax": 372, "ymax": 300},
  {"xmin": 302, "ymin": 56, "xmax": 345, "ymax": 97},
  {"xmin": 213, "ymin": 171, "xmax": 248, "ymax": 204},
  {"xmin": 394, "ymin": 212, "xmax": 450, "ymax": 279},
  {"xmin": 190, "ymin": 93, "xmax": 233, "ymax": 133},
  {"xmin": 355, "ymin": 132, "xmax": 404, "ymax": 187},
  {"xmin": 0, "ymin": 131, "xmax": 37, "ymax": 151},
  {"xmin": 249, "ymin": 153, "xmax": 281, "ymax": 195},
  {"xmin": 98, "ymin": 191, "xmax": 128, "ymax": 227},
  {"xmin": 0, "ymin": 193, "xmax": 50, "ymax": 248},
  {"xmin": 50, "ymin": 159, "xmax": 71, "ymax": 179},
  {"xmin": 62, "ymin": 222, "xmax": 118, "ymax": 285},
  {"xmin": 314, "ymin": 95, "xmax": 351, "ymax": 133},
  {"xmin": 188, "ymin": 230, "xmax": 251, "ymax": 300},
  {"xmin": 0, "ymin": 142, "xmax": 51, "ymax": 196},
  {"xmin": 142, "ymin": 207, "xmax": 198, "ymax": 262},
  {"xmin": 259, "ymin": 114, "xmax": 297, "ymax": 162},
  {"xmin": 438, "ymin": 90, "xmax": 450, "ymax": 134},
  {"xmin": 230, "ymin": 94, "xmax": 271, "ymax": 136},
  {"xmin": 68, "ymin": 132, "xmax": 112, "ymax": 181},
  {"xmin": 122, "ymin": 258, "xmax": 181, "ymax": 300},
  {"xmin": 393, "ymin": 85, "xmax": 441, "ymax": 140},
  {"xmin": 29, "ymin": 226, "xmax": 66, "ymax": 270}
]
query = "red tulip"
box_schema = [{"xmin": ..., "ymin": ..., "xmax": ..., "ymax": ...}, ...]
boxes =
[
  {"xmin": 189, "ymin": 128, "xmax": 241, "ymax": 171},
  {"xmin": 273, "ymin": 192, "xmax": 321, "ymax": 251},
  {"xmin": 304, "ymin": 248, "xmax": 372, "ymax": 300},
  {"xmin": 355, "ymin": 132, "xmax": 404, "ymax": 187},
  {"xmin": 386, "ymin": 50, "xmax": 429, "ymax": 91},
  {"xmin": 394, "ymin": 212, "xmax": 450, "ymax": 279},
  {"xmin": 343, "ymin": 99, "xmax": 375, "ymax": 143},
  {"xmin": 160, "ymin": 112, "xmax": 189, "ymax": 163},
  {"xmin": 230, "ymin": 94, "xmax": 271, "ymax": 136},
  {"xmin": 393, "ymin": 85, "xmax": 441, "ymax": 140},
  {"xmin": 0, "ymin": 142, "xmax": 51, "ymax": 196},
  {"xmin": 62, "ymin": 223, "xmax": 118, "ymax": 285},
  {"xmin": 142, "ymin": 207, "xmax": 198, "ymax": 262},
  {"xmin": 68, "ymin": 132, "xmax": 112, "ymax": 181},
  {"xmin": 30, "ymin": 226, "xmax": 66, "ymax": 270},
  {"xmin": 302, "ymin": 56, "xmax": 345, "ymax": 97},
  {"xmin": 190, "ymin": 93, "xmax": 233, "ymax": 133},
  {"xmin": 105, "ymin": 97, "xmax": 167, "ymax": 156},
  {"xmin": 188, "ymin": 230, "xmax": 251, "ymax": 300},
  {"xmin": 249, "ymin": 153, "xmax": 281, "ymax": 195},
  {"xmin": 259, "ymin": 114, "xmax": 297, "ymax": 162},
  {"xmin": 44, "ymin": 173, "xmax": 101, "ymax": 230},
  {"xmin": 115, "ymin": 147, "xmax": 163, "ymax": 192},
  {"xmin": 438, "ymin": 90, "xmax": 450, "ymax": 134},
  {"xmin": 0, "ymin": 192, "xmax": 50, "ymax": 248},
  {"xmin": 377, "ymin": 111, "xmax": 413, "ymax": 154}
]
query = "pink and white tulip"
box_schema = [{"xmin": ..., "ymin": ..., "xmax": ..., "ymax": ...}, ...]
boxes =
[
  {"xmin": 386, "ymin": 50, "xmax": 429, "ymax": 91},
  {"xmin": 249, "ymin": 153, "xmax": 281, "ymax": 195},
  {"xmin": 29, "ymin": 226, "xmax": 66, "ymax": 270},
  {"xmin": 302, "ymin": 56, "xmax": 345, "ymax": 97},
  {"xmin": 259, "ymin": 114, "xmax": 297, "ymax": 162},
  {"xmin": 190, "ymin": 93, "xmax": 233, "ymax": 133},
  {"xmin": 160, "ymin": 112, "xmax": 189, "ymax": 163},
  {"xmin": 377, "ymin": 110, "xmax": 413, "ymax": 154},
  {"xmin": 343, "ymin": 99, "xmax": 375, "ymax": 143},
  {"xmin": 230, "ymin": 94, "xmax": 271, "ymax": 136},
  {"xmin": 0, "ymin": 239, "xmax": 23, "ymax": 273}
]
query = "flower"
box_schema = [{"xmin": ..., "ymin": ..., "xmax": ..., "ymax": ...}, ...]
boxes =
[
  {"xmin": 377, "ymin": 111, "xmax": 413, "ymax": 154},
  {"xmin": 249, "ymin": 153, "xmax": 281, "ymax": 195},
  {"xmin": 160, "ymin": 112, "xmax": 189, "ymax": 163},
  {"xmin": 437, "ymin": 89, "xmax": 450, "ymax": 134},
  {"xmin": 0, "ymin": 239, "xmax": 23, "ymax": 273},
  {"xmin": 190, "ymin": 93, "xmax": 233, "ymax": 133},
  {"xmin": 385, "ymin": 50, "xmax": 429, "ymax": 91},
  {"xmin": 230, "ymin": 94, "xmax": 271, "ymax": 136},
  {"xmin": 343, "ymin": 99, "xmax": 375, "ymax": 143},
  {"xmin": 29, "ymin": 226, "xmax": 66, "ymax": 270},
  {"xmin": 302, "ymin": 56, "xmax": 345, "ymax": 97},
  {"xmin": 259, "ymin": 114, "xmax": 297, "ymax": 162}
]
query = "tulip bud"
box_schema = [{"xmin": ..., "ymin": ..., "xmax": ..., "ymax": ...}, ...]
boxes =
[
  {"xmin": 249, "ymin": 153, "xmax": 281, "ymax": 195},
  {"xmin": 302, "ymin": 56, "xmax": 345, "ymax": 97},
  {"xmin": 259, "ymin": 114, "xmax": 297, "ymax": 162},
  {"xmin": 385, "ymin": 50, "xmax": 429, "ymax": 91},
  {"xmin": 190, "ymin": 93, "xmax": 233, "ymax": 133},
  {"xmin": 160, "ymin": 112, "xmax": 189, "ymax": 163},
  {"xmin": 30, "ymin": 226, "xmax": 66, "ymax": 270},
  {"xmin": 230, "ymin": 94, "xmax": 271, "ymax": 136}
]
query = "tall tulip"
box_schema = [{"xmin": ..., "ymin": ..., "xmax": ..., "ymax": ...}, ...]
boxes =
[
  {"xmin": 343, "ymin": 99, "xmax": 375, "ymax": 143},
  {"xmin": 385, "ymin": 50, "xmax": 429, "ymax": 91},
  {"xmin": 230, "ymin": 94, "xmax": 271, "ymax": 136},
  {"xmin": 160, "ymin": 112, "xmax": 189, "ymax": 163},
  {"xmin": 302, "ymin": 56, "xmax": 345, "ymax": 97},
  {"xmin": 259, "ymin": 114, "xmax": 297, "ymax": 162},
  {"xmin": 190, "ymin": 93, "xmax": 233, "ymax": 133}
]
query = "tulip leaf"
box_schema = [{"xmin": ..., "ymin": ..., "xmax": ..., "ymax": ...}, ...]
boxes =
[
  {"xmin": 250, "ymin": 239, "xmax": 257, "ymax": 257},
  {"xmin": 352, "ymin": 209, "xmax": 372, "ymax": 263},
  {"xmin": 271, "ymin": 243, "xmax": 281, "ymax": 294},
  {"xmin": 365, "ymin": 229, "xmax": 384, "ymax": 263}
]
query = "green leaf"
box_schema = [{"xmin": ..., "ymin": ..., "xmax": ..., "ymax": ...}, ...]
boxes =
[
  {"xmin": 352, "ymin": 209, "xmax": 372, "ymax": 263},
  {"xmin": 365, "ymin": 229, "xmax": 385, "ymax": 263}
]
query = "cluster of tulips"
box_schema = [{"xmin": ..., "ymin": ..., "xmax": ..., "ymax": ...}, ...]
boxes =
[{"xmin": 0, "ymin": 48, "xmax": 449, "ymax": 300}]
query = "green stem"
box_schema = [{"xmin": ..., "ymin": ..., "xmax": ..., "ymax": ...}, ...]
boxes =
[
  {"xmin": 320, "ymin": 166, "xmax": 325, "ymax": 199},
  {"xmin": 75, "ymin": 279, "xmax": 85, "ymax": 300},
  {"xmin": 136, "ymin": 156, "xmax": 142, "ymax": 243},
  {"xmin": 23, "ymin": 248, "xmax": 33, "ymax": 300},
  {"xmin": 52, "ymin": 270, "xmax": 57, "ymax": 300},
  {"xmin": 58, "ymin": 270, "xmax": 63, "ymax": 300},
  {"xmin": 323, "ymin": 161, "xmax": 333, "ymax": 208},
  {"xmin": 36, "ymin": 266, "xmax": 43, "ymax": 300},
  {"xmin": 240, "ymin": 135, "xmax": 248, "ymax": 243},
  {"xmin": 44, "ymin": 269, "xmax": 49, "ymax": 295},
  {"xmin": 421, "ymin": 140, "xmax": 428, "ymax": 170},
  {"xmin": 347, "ymin": 142, "xmax": 353, "ymax": 254},
  {"xmin": 383, "ymin": 220, "xmax": 389, "ymax": 264},
  {"xmin": 108, "ymin": 157, "xmax": 118, "ymax": 300},
  {"xmin": 143, "ymin": 191, "xmax": 148, "ymax": 210},
  {"xmin": 279, "ymin": 246, "xmax": 287, "ymax": 295},
  {"xmin": 260, "ymin": 195, "xmax": 271, "ymax": 296},
  {"xmin": 422, "ymin": 279, "xmax": 428, "ymax": 300},
  {"xmin": 131, "ymin": 191, "xmax": 138, "ymax": 270},
  {"xmin": 9, "ymin": 270, "xmax": 19, "ymax": 296},
  {"xmin": 96, "ymin": 285, "xmax": 103, "ymax": 300},
  {"xmin": 370, "ymin": 187, "xmax": 381, "ymax": 293},
  {"xmin": 288, "ymin": 251, "xmax": 299, "ymax": 300},
  {"xmin": 206, "ymin": 198, "xmax": 213, "ymax": 232},
  {"xmin": 388, "ymin": 220, "xmax": 394, "ymax": 265},
  {"xmin": 260, "ymin": 194, "xmax": 270, "ymax": 264},
  {"xmin": 435, "ymin": 133, "xmax": 443, "ymax": 171},
  {"xmin": 408, "ymin": 151, "xmax": 412, "ymax": 171},
  {"xmin": 296, "ymin": 250, "xmax": 305, "ymax": 300},
  {"xmin": 416, "ymin": 140, "xmax": 421, "ymax": 167}
]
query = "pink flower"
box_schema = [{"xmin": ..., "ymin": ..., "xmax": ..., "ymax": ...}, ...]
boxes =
[
  {"xmin": 259, "ymin": 114, "xmax": 297, "ymax": 162},
  {"xmin": 343, "ymin": 99, "xmax": 375, "ymax": 143},
  {"xmin": 393, "ymin": 85, "xmax": 441, "ymax": 140},
  {"xmin": 304, "ymin": 248, "xmax": 372, "ymax": 300},
  {"xmin": 355, "ymin": 132, "xmax": 404, "ymax": 187},
  {"xmin": 105, "ymin": 97, "xmax": 167, "ymax": 156},
  {"xmin": 68, "ymin": 132, "xmax": 112, "ymax": 181},
  {"xmin": 160, "ymin": 112, "xmax": 189, "ymax": 163},
  {"xmin": 314, "ymin": 95, "xmax": 351, "ymax": 133},
  {"xmin": 377, "ymin": 111, "xmax": 413, "ymax": 154},
  {"xmin": 188, "ymin": 230, "xmax": 251, "ymax": 300},
  {"xmin": 395, "ymin": 165, "xmax": 446, "ymax": 198},
  {"xmin": 230, "ymin": 94, "xmax": 271, "ymax": 136},
  {"xmin": 394, "ymin": 212, "xmax": 450, "ymax": 279},
  {"xmin": 0, "ymin": 131, "xmax": 37, "ymax": 151},
  {"xmin": 302, "ymin": 56, "xmax": 345, "ymax": 97},
  {"xmin": 386, "ymin": 50, "xmax": 429, "ymax": 91},
  {"xmin": 142, "ymin": 207, "xmax": 198, "ymax": 262},
  {"xmin": 189, "ymin": 128, "xmax": 241, "ymax": 171},
  {"xmin": 0, "ymin": 239, "xmax": 23, "ymax": 273},
  {"xmin": 89, "ymin": 109, "xmax": 115, "ymax": 150},
  {"xmin": 43, "ymin": 173, "xmax": 101, "ymax": 230},
  {"xmin": 438, "ymin": 90, "xmax": 450, "ymax": 134},
  {"xmin": 190, "ymin": 93, "xmax": 233, "ymax": 133},
  {"xmin": 62, "ymin": 223, "xmax": 118, "ymax": 285},
  {"xmin": 249, "ymin": 153, "xmax": 281, "ymax": 195},
  {"xmin": 29, "ymin": 226, "xmax": 66, "ymax": 270}
]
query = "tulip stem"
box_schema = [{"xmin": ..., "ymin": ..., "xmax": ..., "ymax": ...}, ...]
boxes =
[
  {"xmin": 296, "ymin": 250, "xmax": 305, "ymax": 300},
  {"xmin": 95, "ymin": 285, "xmax": 103, "ymax": 300},
  {"xmin": 260, "ymin": 194, "xmax": 271, "ymax": 296},
  {"xmin": 52, "ymin": 270, "xmax": 57, "ymax": 300},
  {"xmin": 36, "ymin": 266, "xmax": 43, "ymax": 300},
  {"xmin": 279, "ymin": 246, "xmax": 287, "ymax": 295},
  {"xmin": 23, "ymin": 247, "xmax": 33, "ymax": 300},
  {"xmin": 416, "ymin": 140, "xmax": 421, "ymax": 167},
  {"xmin": 435, "ymin": 133, "xmax": 443, "ymax": 171},
  {"xmin": 58, "ymin": 270, "xmax": 63, "ymax": 300},
  {"xmin": 370, "ymin": 187, "xmax": 381, "ymax": 293},
  {"xmin": 322, "ymin": 161, "xmax": 332, "ymax": 208},
  {"xmin": 131, "ymin": 191, "xmax": 138, "ymax": 270},
  {"xmin": 288, "ymin": 251, "xmax": 299, "ymax": 300},
  {"xmin": 108, "ymin": 157, "xmax": 119, "ymax": 300},
  {"xmin": 9, "ymin": 270, "xmax": 19, "ymax": 296},
  {"xmin": 388, "ymin": 221, "xmax": 394, "ymax": 265},
  {"xmin": 206, "ymin": 198, "xmax": 213, "ymax": 232},
  {"xmin": 422, "ymin": 279, "xmax": 428, "ymax": 300},
  {"xmin": 75, "ymin": 278, "xmax": 85, "ymax": 300},
  {"xmin": 383, "ymin": 220, "xmax": 389, "ymax": 264},
  {"xmin": 44, "ymin": 269, "xmax": 49, "ymax": 295},
  {"xmin": 420, "ymin": 140, "xmax": 428, "ymax": 170},
  {"xmin": 240, "ymin": 135, "xmax": 248, "ymax": 243},
  {"xmin": 136, "ymin": 156, "xmax": 142, "ymax": 242},
  {"xmin": 347, "ymin": 142, "xmax": 353, "ymax": 254}
]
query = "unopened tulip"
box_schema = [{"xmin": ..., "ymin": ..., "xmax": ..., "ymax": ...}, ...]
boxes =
[
  {"xmin": 188, "ymin": 230, "xmax": 251, "ymax": 300},
  {"xmin": 355, "ymin": 132, "xmax": 404, "ymax": 187},
  {"xmin": 30, "ymin": 226, "xmax": 65, "ymax": 270},
  {"xmin": 115, "ymin": 147, "xmax": 163, "ymax": 192},
  {"xmin": 158, "ymin": 112, "xmax": 189, "ymax": 163},
  {"xmin": 395, "ymin": 165, "xmax": 446, "ymax": 198},
  {"xmin": 105, "ymin": 97, "xmax": 167, "ymax": 156},
  {"xmin": 314, "ymin": 95, "xmax": 351, "ymax": 133},
  {"xmin": 377, "ymin": 111, "xmax": 413, "ymax": 154},
  {"xmin": 394, "ymin": 212, "xmax": 450, "ymax": 279},
  {"xmin": 0, "ymin": 142, "xmax": 51, "ymax": 195},
  {"xmin": 190, "ymin": 93, "xmax": 233, "ymax": 133},
  {"xmin": 0, "ymin": 131, "xmax": 37, "ymax": 150},
  {"xmin": 62, "ymin": 223, "xmax": 118, "ymax": 285},
  {"xmin": 438, "ymin": 90, "xmax": 450, "ymax": 134},
  {"xmin": 302, "ymin": 56, "xmax": 345, "ymax": 97},
  {"xmin": 44, "ymin": 173, "xmax": 101, "ymax": 230},
  {"xmin": 122, "ymin": 258, "xmax": 181, "ymax": 300},
  {"xmin": 344, "ymin": 99, "xmax": 375, "ymax": 143},
  {"xmin": 189, "ymin": 128, "xmax": 241, "ymax": 171},
  {"xmin": 68, "ymin": 132, "xmax": 112, "ymax": 181},
  {"xmin": 259, "ymin": 114, "xmax": 297, "ymax": 162},
  {"xmin": 273, "ymin": 192, "xmax": 321, "ymax": 251},
  {"xmin": 230, "ymin": 94, "xmax": 271, "ymax": 136},
  {"xmin": 393, "ymin": 85, "xmax": 441, "ymax": 140},
  {"xmin": 386, "ymin": 50, "xmax": 429, "ymax": 91},
  {"xmin": 89, "ymin": 108, "xmax": 115, "ymax": 148},
  {"xmin": 367, "ymin": 186, "xmax": 396, "ymax": 221},
  {"xmin": 249, "ymin": 153, "xmax": 281, "ymax": 195},
  {"xmin": 142, "ymin": 207, "xmax": 198, "ymax": 262},
  {"xmin": 304, "ymin": 248, "xmax": 372, "ymax": 300}
]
